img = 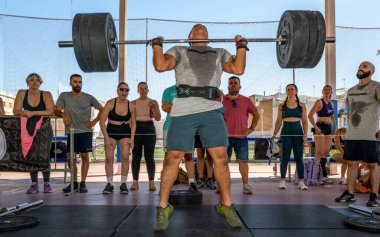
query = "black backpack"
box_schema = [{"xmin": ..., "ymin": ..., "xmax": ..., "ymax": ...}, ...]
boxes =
[
  {"xmin": 254, "ymin": 138, "xmax": 270, "ymax": 160},
  {"xmin": 50, "ymin": 141, "xmax": 67, "ymax": 158}
]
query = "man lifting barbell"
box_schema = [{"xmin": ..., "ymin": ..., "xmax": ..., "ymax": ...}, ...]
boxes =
[{"xmin": 151, "ymin": 24, "xmax": 246, "ymax": 232}]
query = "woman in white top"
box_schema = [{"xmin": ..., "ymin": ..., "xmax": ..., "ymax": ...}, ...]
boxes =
[{"xmin": 130, "ymin": 82, "xmax": 161, "ymax": 191}]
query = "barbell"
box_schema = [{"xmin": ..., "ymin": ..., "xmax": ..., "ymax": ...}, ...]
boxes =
[{"xmin": 58, "ymin": 10, "xmax": 335, "ymax": 73}]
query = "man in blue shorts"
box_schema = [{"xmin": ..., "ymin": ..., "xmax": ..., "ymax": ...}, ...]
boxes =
[
  {"xmin": 335, "ymin": 61, "xmax": 379, "ymax": 207},
  {"xmin": 222, "ymin": 76, "xmax": 260, "ymax": 194},
  {"xmin": 55, "ymin": 74, "xmax": 103, "ymax": 193},
  {"xmin": 151, "ymin": 24, "xmax": 248, "ymax": 231}
]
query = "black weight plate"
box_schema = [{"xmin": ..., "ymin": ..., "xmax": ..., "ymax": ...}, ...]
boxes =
[
  {"xmin": 344, "ymin": 217, "xmax": 380, "ymax": 233},
  {"xmin": 88, "ymin": 13, "xmax": 118, "ymax": 72},
  {"xmin": 302, "ymin": 11, "xmax": 319, "ymax": 68},
  {"xmin": 309, "ymin": 11, "xmax": 326, "ymax": 68},
  {"xmin": 0, "ymin": 216, "xmax": 39, "ymax": 232},
  {"xmin": 276, "ymin": 11, "xmax": 310, "ymax": 68},
  {"xmin": 169, "ymin": 190, "xmax": 203, "ymax": 205},
  {"xmin": 73, "ymin": 14, "xmax": 94, "ymax": 72}
]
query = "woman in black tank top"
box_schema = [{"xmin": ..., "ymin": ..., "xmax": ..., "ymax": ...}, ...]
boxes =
[
  {"xmin": 13, "ymin": 73, "xmax": 55, "ymax": 194},
  {"xmin": 99, "ymin": 82, "xmax": 136, "ymax": 194}
]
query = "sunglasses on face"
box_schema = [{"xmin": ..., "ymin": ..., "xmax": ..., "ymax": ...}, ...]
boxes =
[
  {"xmin": 231, "ymin": 100, "xmax": 238, "ymax": 108},
  {"xmin": 119, "ymin": 88, "xmax": 130, "ymax": 92}
]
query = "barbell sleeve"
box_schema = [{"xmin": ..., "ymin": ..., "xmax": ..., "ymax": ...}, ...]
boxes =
[{"xmin": 58, "ymin": 41, "xmax": 74, "ymax": 47}]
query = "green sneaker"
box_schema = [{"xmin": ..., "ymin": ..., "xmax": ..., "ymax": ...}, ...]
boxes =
[
  {"xmin": 153, "ymin": 204, "xmax": 174, "ymax": 232},
  {"xmin": 215, "ymin": 202, "xmax": 242, "ymax": 229}
]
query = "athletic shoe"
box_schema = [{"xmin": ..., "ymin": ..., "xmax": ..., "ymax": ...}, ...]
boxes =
[
  {"xmin": 366, "ymin": 193, "xmax": 380, "ymax": 207},
  {"xmin": 335, "ymin": 190, "xmax": 356, "ymax": 202},
  {"xmin": 43, "ymin": 183, "xmax": 53, "ymax": 193},
  {"xmin": 242, "ymin": 184, "xmax": 253, "ymax": 194},
  {"xmin": 338, "ymin": 178, "xmax": 347, "ymax": 185},
  {"xmin": 79, "ymin": 181, "xmax": 88, "ymax": 193},
  {"xmin": 205, "ymin": 179, "xmax": 217, "ymax": 190},
  {"xmin": 215, "ymin": 202, "xmax": 242, "ymax": 229},
  {"xmin": 153, "ymin": 204, "xmax": 174, "ymax": 232},
  {"xmin": 321, "ymin": 177, "xmax": 334, "ymax": 184},
  {"xmin": 26, "ymin": 183, "xmax": 39, "ymax": 194},
  {"xmin": 120, "ymin": 183, "xmax": 129, "ymax": 194},
  {"xmin": 279, "ymin": 180, "xmax": 286, "ymax": 189},
  {"xmin": 62, "ymin": 182, "xmax": 79, "ymax": 193},
  {"xmin": 196, "ymin": 179, "xmax": 206, "ymax": 189},
  {"xmin": 102, "ymin": 183, "xmax": 114, "ymax": 194},
  {"xmin": 297, "ymin": 181, "xmax": 308, "ymax": 190},
  {"xmin": 189, "ymin": 182, "xmax": 197, "ymax": 191}
]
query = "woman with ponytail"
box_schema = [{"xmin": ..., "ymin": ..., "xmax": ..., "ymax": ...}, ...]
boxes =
[
  {"xmin": 272, "ymin": 84, "xmax": 308, "ymax": 190},
  {"xmin": 308, "ymin": 85, "xmax": 336, "ymax": 184}
]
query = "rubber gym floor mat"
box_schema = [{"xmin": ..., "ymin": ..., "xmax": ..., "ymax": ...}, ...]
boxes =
[
  {"xmin": 113, "ymin": 205, "xmax": 253, "ymax": 237},
  {"xmin": 1, "ymin": 205, "xmax": 136, "ymax": 237},
  {"xmin": 237, "ymin": 205, "xmax": 346, "ymax": 229},
  {"xmin": 250, "ymin": 229, "xmax": 379, "ymax": 237}
]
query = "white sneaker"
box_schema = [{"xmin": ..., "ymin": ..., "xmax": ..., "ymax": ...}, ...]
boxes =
[
  {"xmin": 298, "ymin": 181, "xmax": 308, "ymax": 190},
  {"xmin": 321, "ymin": 177, "xmax": 334, "ymax": 184},
  {"xmin": 279, "ymin": 180, "xmax": 286, "ymax": 189},
  {"xmin": 338, "ymin": 178, "xmax": 347, "ymax": 185},
  {"xmin": 242, "ymin": 184, "xmax": 253, "ymax": 194}
]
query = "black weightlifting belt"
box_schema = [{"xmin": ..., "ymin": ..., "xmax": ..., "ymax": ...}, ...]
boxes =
[{"xmin": 177, "ymin": 84, "xmax": 221, "ymax": 100}]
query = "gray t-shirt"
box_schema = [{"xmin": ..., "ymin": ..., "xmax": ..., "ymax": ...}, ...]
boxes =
[
  {"xmin": 346, "ymin": 80, "xmax": 380, "ymax": 141},
  {"xmin": 56, "ymin": 92, "xmax": 102, "ymax": 134},
  {"xmin": 165, "ymin": 46, "xmax": 232, "ymax": 117}
]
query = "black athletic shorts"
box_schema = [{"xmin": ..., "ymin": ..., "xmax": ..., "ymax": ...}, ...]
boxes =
[
  {"xmin": 312, "ymin": 121, "xmax": 332, "ymax": 135},
  {"xmin": 344, "ymin": 140, "xmax": 380, "ymax": 164},
  {"xmin": 67, "ymin": 132, "xmax": 93, "ymax": 153}
]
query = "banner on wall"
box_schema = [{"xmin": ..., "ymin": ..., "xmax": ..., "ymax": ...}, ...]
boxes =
[{"xmin": 0, "ymin": 117, "xmax": 51, "ymax": 172}]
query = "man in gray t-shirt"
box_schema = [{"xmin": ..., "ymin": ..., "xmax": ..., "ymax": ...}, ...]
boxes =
[
  {"xmin": 55, "ymin": 74, "xmax": 103, "ymax": 193},
  {"xmin": 152, "ymin": 24, "xmax": 247, "ymax": 231},
  {"xmin": 335, "ymin": 61, "xmax": 380, "ymax": 207}
]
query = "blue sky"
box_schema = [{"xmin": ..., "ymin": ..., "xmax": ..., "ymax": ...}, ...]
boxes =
[
  {"xmin": 0, "ymin": 0, "xmax": 379, "ymax": 101},
  {"xmin": 1, "ymin": 0, "xmax": 379, "ymax": 27}
]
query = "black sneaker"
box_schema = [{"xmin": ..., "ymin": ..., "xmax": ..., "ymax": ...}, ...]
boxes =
[
  {"xmin": 102, "ymin": 183, "xmax": 114, "ymax": 194},
  {"xmin": 366, "ymin": 193, "xmax": 380, "ymax": 207},
  {"xmin": 79, "ymin": 181, "xmax": 88, "ymax": 193},
  {"xmin": 335, "ymin": 190, "xmax": 356, "ymax": 202},
  {"xmin": 62, "ymin": 182, "xmax": 79, "ymax": 193},
  {"xmin": 189, "ymin": 182, "xmax": 197, "ymax": 191},
  {"xmin": 120, "ymin": 183, "xmax": 129, "ymax": 194},
  {"xmin": 205, "ymin": 179, "xmax": 217, "ymax": 190}
]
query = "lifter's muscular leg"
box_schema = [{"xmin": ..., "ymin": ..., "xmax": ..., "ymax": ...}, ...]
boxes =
[
  {"xmin": 159, "ymin": 150, "xmax": 185, "ymax": 208},
  {"xmin": 208, "ymin": 146, "xmax": 231, "ymax": 206}
]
